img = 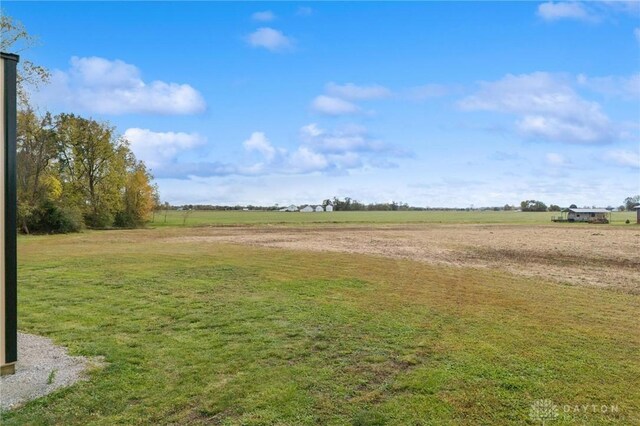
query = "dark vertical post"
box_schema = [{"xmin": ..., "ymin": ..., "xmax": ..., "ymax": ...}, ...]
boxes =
[{"xmin": 1, "ymin": 52, "xmax": 19, "ymax": 376}]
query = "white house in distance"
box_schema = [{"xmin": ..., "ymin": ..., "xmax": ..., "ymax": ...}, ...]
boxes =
[
  {"xmin": 279, "ymin": 204, "xmax": 298, "ymax": 212},
  {"xmin": 325, "ymin": 205, "xmax": 333, "ymax": 212},
  {"xmin": 315, "ymin": 206, "xmax": 324, "ymax": 212},
  {"xmin": 300, "ymin": 205, "xmax": 314, "ymax": 213},
  {"xmin": 567, "ymin": 208, "xmax": 610, "ymax": 223}
]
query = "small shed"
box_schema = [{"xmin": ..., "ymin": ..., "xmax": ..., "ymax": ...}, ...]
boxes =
[
  {"xmin": 300, "ymin": 205, "xmax": 314, "ymax": 213},
  {"xmin": 325, "ymin": 205, "xmax": 333, "ymax": 212},
  {"xmin": 315, "ymin": 206, "xmax": 324, "ymax": 212},
  {"xmin": 281, "ymin": 204, "xmax": 298, "ymax": 212},
  {"xmin": 565, "ymin": 208, "xmax": 610, "ymax": 223},
  {"xmin": 635, "ymin": 205, "xmax": 640, "ymax": 224}
]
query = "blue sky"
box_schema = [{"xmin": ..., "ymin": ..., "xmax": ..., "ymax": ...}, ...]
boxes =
[{"xmin": 6, "ymin": 1, "xmax": 640, "ymax": 207}]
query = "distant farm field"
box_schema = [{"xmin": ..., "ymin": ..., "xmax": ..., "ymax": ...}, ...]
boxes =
[
  {"xmin": 152, "ymin": 209, "xmax": 637, "ymax": 227},
  {"xmin": 3, "ymin": 219, "xmax": 639, "ymax": 424}
]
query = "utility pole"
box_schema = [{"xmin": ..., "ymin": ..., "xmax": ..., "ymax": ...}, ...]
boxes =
[{"xmin": 1, "ymin": 52, "xmax": 19, "ymax": 376}]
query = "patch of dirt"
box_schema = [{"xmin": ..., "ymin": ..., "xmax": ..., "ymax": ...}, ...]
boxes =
[{"xmin": 165, "ymin": 225, "xmax": 640, "ymax": 294}]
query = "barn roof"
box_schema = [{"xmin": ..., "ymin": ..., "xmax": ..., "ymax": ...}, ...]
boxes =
[{"xmin": 568, "ymin": 208, "xmax": 610, "ymax": 213}]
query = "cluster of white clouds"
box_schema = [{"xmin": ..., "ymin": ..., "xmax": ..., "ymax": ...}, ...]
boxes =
[
  {"xmin": 245, "ymin": 9, "xmax": 306, "ymax": 52},
  {"xmin": 35, "ymin": 57, "xmax": 206, "ymax": 115},
  {"xmin": 310, "ymin": 82, "xmax": 394, "ymax": 115},
  {"xmin": 311, "ymin": 73, "xmax": 635, "ymax": 147},
  {"xmin": 123, "ymin": 128, "xmax": 206, "ymax": 169},
  {"xmin": 459, "ymin": 72, "xmax": 621, "ymax": 145},
  {"xmin": 537, "ymin": 1, "xmax": 595, "ymax": 22},
  {"xmin": 243, "ymin": 123, "xmax": 404, "ymax": 175},
  {"xmin": 246, "ymin": 27, "xmax": 294, "ymax": 52},
  {"xmin": 537, "ymin": 1, "xmax": 640, "ymax": 42},
  {"xmin": 126, "ymin": 123, "xmax": 404, "ymax": 179}
]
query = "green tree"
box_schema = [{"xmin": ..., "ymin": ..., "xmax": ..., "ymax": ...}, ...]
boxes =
[
  {"xmin": 55, "ymin": 114, "xmax": 126, "ymax": 227},
  {"xmin": 116, "ymin": 162, "xmax": 156, "ymax": 227},
  {"xmin": 16, "ymin": 109, "xmax": 58, "ymax": 232},
  {"xmin": 624, "ymin": 195, "xmax": 640, "ymax": 211},
  {"xmin": 520, "ymin": 200, "xmax": 548, "ymax": 212}
]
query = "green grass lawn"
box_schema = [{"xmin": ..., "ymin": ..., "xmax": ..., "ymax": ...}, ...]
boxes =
[
  {"xmin": 2, "ymin": 229, "xmax": 638, "ymax": 425},
  {"xmin": 152, "ymin": 209, "xmax": 638, "ymax": 227}
]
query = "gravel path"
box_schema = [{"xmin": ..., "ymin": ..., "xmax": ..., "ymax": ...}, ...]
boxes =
[{"xmin": 0, "ymin": 333, "xmax": 97, "ymax": 411}]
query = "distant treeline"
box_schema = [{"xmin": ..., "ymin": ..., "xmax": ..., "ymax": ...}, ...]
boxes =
[
  {"xmin": 165, "ymin": 198, "xmax": 517, "ymax": 212},
  {"xmin": 164, "ymin": 195, "xmax": 640, "ymax": 213}
]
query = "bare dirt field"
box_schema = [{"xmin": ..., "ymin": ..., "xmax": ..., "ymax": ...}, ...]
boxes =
[{"xmin": 168, "ymin": 224, "xmax": 640, "ymax": 294}]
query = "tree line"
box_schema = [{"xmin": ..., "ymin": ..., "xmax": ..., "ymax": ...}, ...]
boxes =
[{"xmin": 17, "ymin": 109, "xmax": 158, "ymax": 233}]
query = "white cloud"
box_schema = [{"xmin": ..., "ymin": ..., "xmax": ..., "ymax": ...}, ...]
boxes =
[
  {"xmin": 300, "ymin": 123, "xmax": 324, "ymax": 138},
  {"xmin": 296, "ymin": 6, "xmax": 313, "ymax": 16},
  {"xmin": 166, "ymin": 124, "xmax": 407, "ymax": 178},
  {"xmin": 243, "ymin": 125, "xmax": 374, "ymax": 173},
  {"xmin": 325, "ymin": 82, "xmax": 392, "ymax": 100},
  {"xmin": 537, "ymin": 1, "xmax": 640, "ymax": 23},
  {"xmin": 36, "ymin": 57, "xmax": 206, "ymax": 115},
  {"xmin": 577, "ymin": 73, "xmax": 640, "ymax": 100},
  {"xmin": 243, "ymin": 132, "xmax": 277, "ymax": 161},
  {"xmin": 301, "ymin": 123, "xmax": 385, "ymax": 154},
  {"xmin": 289, "ymin": 147, "xmax": 329, "ymax": 172},
  {"xmin": 604, "ymin": 150, "xmax": 640, "ymax": 169},
  {"xmin": 251, "ymin": 11, "xmax": 276, "ymax": 22},
  {"xmin": 545, "ymin": 152, "xmax": 567, "ymax": 166},
  {"xmin": 246, "ymin": 27, "xmax": 294, "ymax": 52},
  {"xmin": 459, "ymin": 72, "xmax": 616, "ymax": 144},
  {"xmin": 311, "ymin": 95, "xmax": 360, "ymax": 115},
  {"xmin": 537, "ymin": 2, "xmax": 595, "ymax": 22},
  {"xmin": 124, "ymin": 128, "xmax": 206, "ymax": 169}
]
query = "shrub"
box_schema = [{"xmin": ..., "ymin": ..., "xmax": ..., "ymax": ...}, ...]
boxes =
[
  {"xmin": 84, "ymin": 210, "xmax": 114, "ymax": 229},
  {"xmin": 28, "ymin": 200, "xmax": 83, "ymax": 233},
  {"xmin": 113, "ymin": 210, "xmax": 137, "ymax": 228}
]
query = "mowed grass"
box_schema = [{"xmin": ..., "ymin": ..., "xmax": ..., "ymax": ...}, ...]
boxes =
[
  {"xmin": 152, "ymin": 209, "xmax": 638, "ymax": 227},
  {"xmin": 3, "ymin": 229, "xmax": 640, "ymax": 425}
]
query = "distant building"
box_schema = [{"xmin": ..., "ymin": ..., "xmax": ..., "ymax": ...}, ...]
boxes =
[
  {"xmin": 300, "ymin": 205, "xmax": 314, "ymax": 213},
  {"xmin": 279, "ymin": 205, "xmax": 298, "ymax": 212},
  {"xmin": 315, "ymin": 206, "xmax": 324, "ymax": 212},
  {"xmin": 553, "ymin": 208, "xmax": 611, "ymax": 223},
  {"xmin": 325, "ymin": 205, "xmax": 333, "ymax": 212}
]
